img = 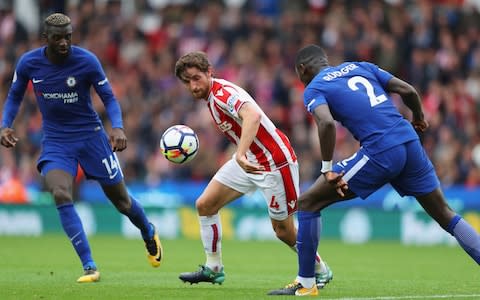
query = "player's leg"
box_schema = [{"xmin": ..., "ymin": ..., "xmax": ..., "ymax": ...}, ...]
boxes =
[
  {"xmin": 269, "ymin": 149, "xmax": 385, "ymax": 295},
  {"xmin": 100, "ymin": 182, "xmax": 162, "ymax": 267},
  {"xmin": 416, "ymin": 189, "xmax": 480, "ymax": 264},
  {"xmin": 268, "ymin": 176, "xmax": 353, "ymax": 296},
  {"xmin": 38, "ymin": 138, "xmax": 100, "ymax": 283},
  {"xmin": 179, "ymin": 159, "xmax": 248, "ymax": 284},
  {"xmin": 81, "ymin": 132, "xmax": 162, "ymax": 267},
  {"xmin": 179, "ymin": 179, "xmax": 243, "ymax": 284},
  {"xmin": 296, "ymin": 180, "xmax": 354, "ymax": 296},
  {"xmin": 264, "ymin": 163, "xmax": 333, "ymax": 289},
  {"xmin": 271, "ymin": 215, "xmax": 333, "ymax": 289},
  {"xmin": 395, "ymin": 140, "xmax": 480, "ymax": 265},
  {"xmin": 43, "ymin": 167, "xmax": 99, "ymax": 283}
]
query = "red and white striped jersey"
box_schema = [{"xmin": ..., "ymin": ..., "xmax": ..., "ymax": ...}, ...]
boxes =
[{"xmin": 206, "ymin": 78, "xmax": 297, "ymax": 171}]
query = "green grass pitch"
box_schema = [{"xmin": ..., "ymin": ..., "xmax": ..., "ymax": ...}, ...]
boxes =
[{"xmin": 0, "ymin": 235, "xmax": 478, "ymax": 299}]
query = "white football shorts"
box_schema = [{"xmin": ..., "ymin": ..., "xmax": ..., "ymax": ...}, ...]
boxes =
[{"xmin": 213, "ymin": 157, "xmax": 299, "ymax": 221}]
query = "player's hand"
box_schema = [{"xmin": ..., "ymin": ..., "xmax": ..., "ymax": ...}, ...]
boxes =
[
  {"xmin": 110, "ymin": 128, "xmax": 127, "ymax": 152},
  {"xmin": 0, "ymin": 127, "xmax": 18, "ymax": 148},
  {"xmin": 324, "ymin": 171, "xmax": 348, "ymax": 197},
  {"xmin": 411, "ymin": 119, "xmax": 428, "ymax": 133},
  {"xmin": 236, "ymin": 154, "xmax": 265, "ymax": 174}
]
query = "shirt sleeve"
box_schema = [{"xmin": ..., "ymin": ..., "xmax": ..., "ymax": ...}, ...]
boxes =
[
  {"xmin": 89, "ymin": 53, "xmax": 123, "ymax": 129},
  {"xmin": 361, "ymin": 62, "xmax": 394, "ymax": 88},
  {"xmin": 215, "ymin": 86, "xmax": 246, "ymax": 118},
  {"xmin": 1, "ymin": 56, "xmax": 29, "ymax": 128},
  {"xmin": 303, "ymin": 86, "xmax": 327, "ymax": 114}
]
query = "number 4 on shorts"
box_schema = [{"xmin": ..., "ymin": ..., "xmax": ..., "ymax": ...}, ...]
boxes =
[{"xmin": 269, "ymin": 195, "xmax": 280, "ymax": 210}]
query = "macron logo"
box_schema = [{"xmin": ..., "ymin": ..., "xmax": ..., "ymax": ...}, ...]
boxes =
[
  {"xmin": 32, "ymin": 78, "xmax": 44, "ymax": 84},
  {"xmin": 98, "ymin": 78, "xmax": 108, "ymax": 86},
  {"xmin": 287, "ymin": 200, "xmax": 296, "ymax": 209}
]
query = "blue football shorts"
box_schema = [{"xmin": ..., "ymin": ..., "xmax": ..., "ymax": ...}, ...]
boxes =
[
  {"xmin": 333, "ymin": 139, "xmax": 440, "ymax": 199},
  {"xmin": 37, "ymin": 131, "xmax": 124, "ymax": 185}
]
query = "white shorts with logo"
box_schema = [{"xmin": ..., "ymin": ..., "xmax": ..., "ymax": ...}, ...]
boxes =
[{"xmin": 213, "ymin": 158, "xmax": 299, "ymax": 221}]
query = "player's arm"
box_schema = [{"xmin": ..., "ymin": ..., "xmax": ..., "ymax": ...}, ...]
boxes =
[
  {"xmin": 386, "ymin": 77, "xmax": 428, "ymax": 132},
  {"xmin": 236, "ymin": 102, "xmax": 264, "ymax": 173},
  {"xmin": 312, "ymin": 104, "xmax": 336, "ymax": 166},
  {"xmin": 90, "ymin": 56, "xmax": 127, "ymax": 151},
  {"xmin": 94, "ymin": 84, "xmax": 126, "ymax": 152},
  {"xmin": 1, "ymin": 63, "xmax": 29, "ymax": 148},
  {"xmin": 312, "ymin": 104, "xmax": 348, "ymax": 196}
]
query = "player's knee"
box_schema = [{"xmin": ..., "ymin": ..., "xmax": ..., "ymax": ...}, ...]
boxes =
[
  {"xmin": 272, "ymin": 221, "xmax": 294, "ymax": 242},
  {"xmin": 51, "ymin": 187, "xmax": 72, "ymax": 204},
  {"xmin": 195, "ymin": 198, "xmax": 216, "ymax": 215}
]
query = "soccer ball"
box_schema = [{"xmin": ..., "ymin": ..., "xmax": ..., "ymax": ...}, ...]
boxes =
[{"xmin": 160, "ymin": 125, "xmax": 199, "ymax": 164}]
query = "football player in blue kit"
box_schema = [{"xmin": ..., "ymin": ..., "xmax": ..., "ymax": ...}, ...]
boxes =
[
  {"xmin": 0, "ymin": 13, "xmax": 163, "ymax": 283},
  {"xmin": 268, "ymin": 45, "xmax": 480, "ymax": 296}
]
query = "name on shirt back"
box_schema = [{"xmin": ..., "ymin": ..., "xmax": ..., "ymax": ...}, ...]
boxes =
[{"xmin": 322, "ymin": 63, "xmax": 358, "ymax": 81}]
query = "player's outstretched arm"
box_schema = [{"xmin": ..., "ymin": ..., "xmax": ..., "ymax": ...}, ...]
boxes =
[{"xmin": 386, "ymin": 77, "xmax": 428, "ymax": 132}]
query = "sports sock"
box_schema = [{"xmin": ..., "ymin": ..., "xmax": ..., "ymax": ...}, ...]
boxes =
[
  {"xmin": 290, "ymin": 244, "xmax": 324, "ymax": 273},
  {"xmin": 124, "ymin": 196, "xmax": 153, "ymax": 240},
  {"xmin": 297, "ymin": 211, "xmax": 321, "ymax": 279},
  {"xmin": 447, "ymin": 215, "xmax": 480, "ymax": 264},
  {"xmin": 199, "ymin": 214, "xmax": 222, "ymax": 271},
  {"xmin": 297, "ymin": 276, "xmax": 316, "ymax": 289},
  {"xmin": 57, "ymin": 203, "xmax": 95, "ymax": 270},
  {"xmin": 316, "ymin": 259, "xmax": 327, "ymax": 274}
]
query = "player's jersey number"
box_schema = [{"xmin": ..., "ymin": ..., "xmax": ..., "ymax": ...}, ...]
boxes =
[
  {"xmin": 347, "ymin": 76, "xmax": 387, "ymax": 107},
  {"xmin": 102, "ymin": 154, "xmax": 120, "ymax": 179}
]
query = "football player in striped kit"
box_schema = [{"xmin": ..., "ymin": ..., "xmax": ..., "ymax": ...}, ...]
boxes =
[{"xmin": 174, "ymin": 51, "xmax": 333, "ymax": 287}]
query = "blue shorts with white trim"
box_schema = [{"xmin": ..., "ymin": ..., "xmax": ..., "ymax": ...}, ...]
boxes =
[{"xmin": 333, "ymin": 139, "xmax": 439, "ymax": 199}]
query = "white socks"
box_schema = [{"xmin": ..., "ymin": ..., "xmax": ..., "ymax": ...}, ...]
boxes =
[{"xmin": 199, "ymin": 214, "xmax": 223, "ymax": 271}]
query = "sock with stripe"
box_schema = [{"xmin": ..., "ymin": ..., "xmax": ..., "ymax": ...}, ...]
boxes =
[
  {"xmin": 199, "ymin": 214, "xmax": 222, "ymax": 271},
  {"xmin": 446, "ymin": 215, "xmax": 480, "ymax": 264},
  {"xmin": 297, "ymin": 210, "xmax": 321, "ymax": 287},
  {"xmin": 57, "ymin": 203, "xmax": 96, "ymax": 270}
]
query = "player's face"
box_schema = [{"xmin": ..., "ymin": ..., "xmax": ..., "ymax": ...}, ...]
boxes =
[
  {"xmin": 46, "ymin": 25, "xmax": 73, "ymax": 58},
  {"xmin": 180, "ymin": 67, "xmax": 212, "ymax": 100}
]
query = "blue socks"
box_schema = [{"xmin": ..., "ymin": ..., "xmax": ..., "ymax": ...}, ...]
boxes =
[
  {"xmin": 56, "ymin": 197, "xmax": 152, "ymax": 271},
  {"xmin": 297, "ymin": 211, "xmax": 322, "ymax": 278},
  {"xmin": 124, "ymin": 196, "xmax": 153, "ymax": 240},
  {"xmin": 56, "ymin": 203, "xmax": 96, "ymax": 270},
  {"xmin": 446, "ymin": 215, "xmax": 480, "ymax": 264}
]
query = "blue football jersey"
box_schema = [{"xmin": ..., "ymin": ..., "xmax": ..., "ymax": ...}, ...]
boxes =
[
  {"xmin": 2, "ymin": 46, "xmax": 122, "ymax": 141},
  {"xmin": 304, "ymin": 62, "xmax": 419, "ymax": 154}
]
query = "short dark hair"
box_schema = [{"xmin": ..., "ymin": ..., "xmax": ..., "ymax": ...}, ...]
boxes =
[
  {"xmin": 295, "ymin": 45, "xmax": 328, "ymax": 68},
  {"xmin": 175, "ymin": 51, "xmax": 211, "ymax": 79},
  {"xmin": 44, "ymin": 13, "xmax": 71, "ymax": 28}
]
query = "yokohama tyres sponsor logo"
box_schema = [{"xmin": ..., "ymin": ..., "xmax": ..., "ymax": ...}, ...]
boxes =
[{"xmin": 42, "ymin": 91, "xmax": 79, "ymax": 104}]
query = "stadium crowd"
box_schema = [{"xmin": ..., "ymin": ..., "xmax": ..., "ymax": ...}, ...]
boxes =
[{"xmin": 1, "ymin": 0, "xmax": 480, "ymax": 203}]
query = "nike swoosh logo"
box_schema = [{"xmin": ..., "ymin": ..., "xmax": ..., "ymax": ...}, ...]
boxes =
[
  {"xmin": 109, "ymin": 170, "xmax": 118, "ymax": 179},
  {"xmin": 98, "ymin": 78, "xmax": 108, "ymax": 86},
  {"xmin": 287, "ymin": 200, "xmax": 296, "ymax": 209},
  {"xmin": 32, "ymin": 78, "xmax": 44, "ymax": 83}
]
